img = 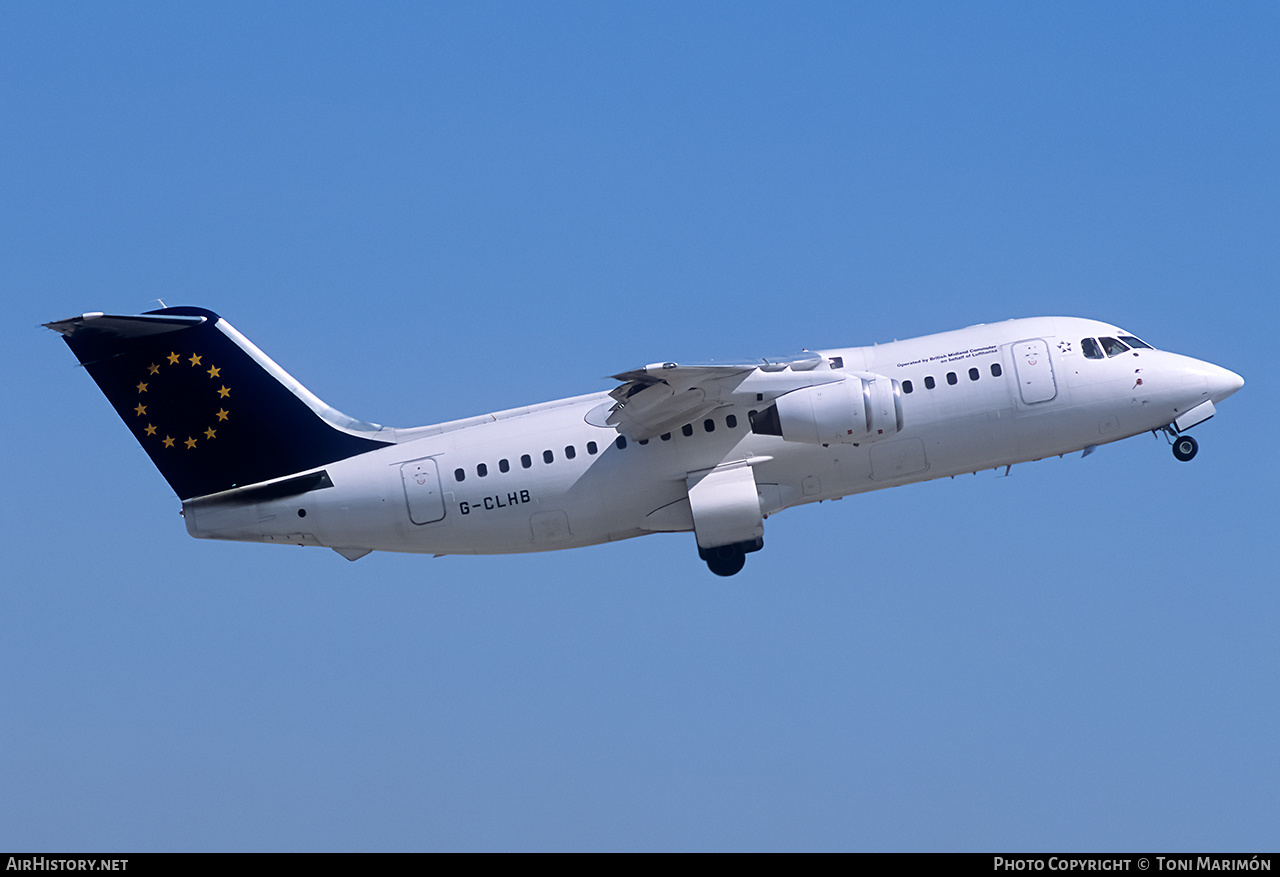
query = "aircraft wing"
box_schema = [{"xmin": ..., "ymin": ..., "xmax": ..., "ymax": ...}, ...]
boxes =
[{"xmin": 605, "ymin": 353, "xmax": 829, "ymax": 440}]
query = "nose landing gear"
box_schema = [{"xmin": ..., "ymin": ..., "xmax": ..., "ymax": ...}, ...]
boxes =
[
  {"xmin": 1160, "ymin": 425, "xmax": 1199, "ymax": 462},
  {"xmin": 1172, "ymin": 434, "xmax": 1198, "ymax": 462}
]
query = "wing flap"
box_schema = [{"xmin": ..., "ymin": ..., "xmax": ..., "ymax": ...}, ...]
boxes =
[{"xmin": 604, "ymin": 353, "xmax": 840, "ymax": 439}]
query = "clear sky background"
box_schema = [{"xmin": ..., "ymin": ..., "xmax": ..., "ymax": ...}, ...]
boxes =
[{"xmin": 3, "ymin": 2, "xmax": 1277, "ymax": 852}]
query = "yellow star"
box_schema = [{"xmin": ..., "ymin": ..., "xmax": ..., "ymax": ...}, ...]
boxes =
[
  {"xmin": 215, "ymin": 408, "xmax": 229, "ymax": 421},
  {"xmin": 204, "ymin": 427, "xmax": 217, "ymax": 439},
  {"xmin": 135, "ymin": 381, "xmax": 148, "ymax": 393},
  {"xmin": 217, "ymin": 385, "xmax": 230, "ymax": 398},
  {"xmin": 144, "ymin": 424, "xmax": 157, "ymax": 436},
  {"xmin": 134, "ymin": 403, "xmax": 146, "ymax": 416},
  {"xmin": 167, "ymin": 352, "xmax": 180, "ymax": 365},
  {"xmin": 207, "ymin": 365, "xmax": 220, "ymax": 378},
  {"xmin": 185, "ymin": 436, "xmax": 197, "ymax": 449},
  {"xmin": 147, "ymin": 363, "xmax": 160, "ymax": 375},
  {"xmin": 189, "ymin": 354, "xmax": 202, "ymax": 366},
  {"xmin": 163, "ymin": 436, "xmax": 175, "ymax": 448}
]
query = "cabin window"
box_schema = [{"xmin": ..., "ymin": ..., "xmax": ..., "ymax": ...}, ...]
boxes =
[
  {"xmin": 990, "ymin": 363, "xmax": 1003, "ymax": 377},
  {"xmin": 726, "ymin": 414, "xmax": 738, "ymax": 428},
  {"xmin": 946, "ymin": 372, "xmax": 958, "ymax": 385},
  {"xmin": 661, "ymin": 432, "xmax": 672, "ymax": 441},
  {"xmin": 1082, "ymin": 338, "xmax": 1104, "ymax": 359},
  {"xmin": 704, "ymin": 419, "xmax": 715, "ymax": 433},
  {"xmin": 639, "ymin": 439, "xmax": 649, "ymax": 445},
  {"xmin": 902, "ymin": 380, "xmax": 913, "ymax": 394},
  {"xmin": 499, "ymin": 458, "xmax": 510, "ymax": 473},
  {"xmin": 543, "ymin": 450, "xmax": 554, "ymax": 464},
  {"xmin": 968, "ymin": 367, "xmax": 979, "ymax": 382},
  {"xmin": 587, "ymin": 441, "xmax": 598, "ymax": 455},
  {"xmin": 682, "ymin": 424, "xmax": 693, "ymax": 437},
  {"xmin": 565, "ymin": 445, "xmax": 576, "ymax": 460},
  {"xmin": 454, "ymin": 468, "xmax": 465, "ymax": 482},
  {"xmin": 615, "ymin": 436, "xmax": 627, "ymax": 450},
  {"xmin": 476, "ymin": 463, "xmax": 487, "ymax": 477},
  {"xmin": 1100, "ymin": 337, "xmax": 1130, "ymax": 357},
  {"xmin": 924, "ymin": 376, "xmax": 936, "ymax": 390},
  {"xmin": 521, "ymin": 454, "xmax": 532, "ymax": 469}
]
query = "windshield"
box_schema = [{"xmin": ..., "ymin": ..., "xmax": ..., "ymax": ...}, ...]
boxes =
[{"xmin": 1100, "ymin": 337, "xmax": 1130, "ymax": 357}]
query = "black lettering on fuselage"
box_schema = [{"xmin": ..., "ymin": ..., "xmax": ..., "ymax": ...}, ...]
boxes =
[{"xmin": 460, "ymin": 489, "xmax": 533, "ymax": 515}]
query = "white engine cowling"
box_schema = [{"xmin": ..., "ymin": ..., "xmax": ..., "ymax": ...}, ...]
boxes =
[{"xmin": 750, "ymin": 375, "xmax": 903, "ymax": 444}]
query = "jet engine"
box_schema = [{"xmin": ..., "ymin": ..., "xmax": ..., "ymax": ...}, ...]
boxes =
[{"xmin": 749, "ymin": 375, "xmax": 903, "ymax": 444}]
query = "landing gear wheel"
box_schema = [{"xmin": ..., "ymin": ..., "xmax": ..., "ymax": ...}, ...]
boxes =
[
  {"xmin": 704, "ymin": 546, "xmax": 747, "ymax": 577},
  {"xmin": 1172, "ymin": 434, "xmax": 1198, "ymax": 462}
]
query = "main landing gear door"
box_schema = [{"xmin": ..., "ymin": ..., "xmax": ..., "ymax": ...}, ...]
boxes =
[
  {"xmin": 687, "ymin": 462, "xmax": 765, "ymax": 576},
  {"xmin": 401, "ymin": 459, "xmax": 445, "ymax": 524}
]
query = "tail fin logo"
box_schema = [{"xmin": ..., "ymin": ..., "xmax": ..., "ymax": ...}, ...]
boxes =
[
  {"xmin": 129, "ymin": 348, "xmax": 234, "ymax": 455},
  {"xmin": 50, "ymin": 306, "xmax": 394, "ymax": 499}
]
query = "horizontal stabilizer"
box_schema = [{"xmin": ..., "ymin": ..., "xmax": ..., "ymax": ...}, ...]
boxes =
[{"xmin": 45, "ymin": 312, "xmax": 206, "ymax": 346}]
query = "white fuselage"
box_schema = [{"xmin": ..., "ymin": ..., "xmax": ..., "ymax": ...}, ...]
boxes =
[{"xmin": 182, "ymin": 317, "xmax": 1243, "ymax": 558}]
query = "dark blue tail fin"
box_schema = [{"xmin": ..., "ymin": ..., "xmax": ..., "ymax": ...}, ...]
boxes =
[{"xmin": 47, "ymin": 306, "xmax": 392, "ymax": 500}]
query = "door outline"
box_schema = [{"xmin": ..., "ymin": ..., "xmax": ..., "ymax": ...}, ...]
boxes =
[
  {"xmin": 1012, "ymin": 338, "xmax": 1058, "ymax": 404},
  {"xmin": 400, "ymin": 458, "xmax": 445, "ymax": 524}
]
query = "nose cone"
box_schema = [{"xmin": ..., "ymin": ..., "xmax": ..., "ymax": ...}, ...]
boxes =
[
  {"xmin": 1208, "ymin": 364, "xmax": 1245, "ymax": 403},
  {"xmin": 1167, "ymin": 353, "xmax": 1244, "ymax": 406}
]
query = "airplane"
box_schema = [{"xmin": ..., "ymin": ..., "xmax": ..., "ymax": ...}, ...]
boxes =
[{"xmin": 47, "ymin": 306, "xmax": 1243, "ymax": 576}]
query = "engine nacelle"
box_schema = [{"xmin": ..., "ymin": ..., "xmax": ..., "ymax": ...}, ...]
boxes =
[{"xmin": 749, "ymin": 375, "xmax": 903, "ymax": 445}]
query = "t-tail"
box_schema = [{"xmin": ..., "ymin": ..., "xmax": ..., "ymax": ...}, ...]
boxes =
[{"xmin": 46, "ymin": 307, "xmax": 393, "ymax": 500}]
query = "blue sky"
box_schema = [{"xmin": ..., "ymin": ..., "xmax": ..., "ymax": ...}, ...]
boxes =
[{"xmin": 3, "ymin": 2, "xmax": 1277, "ymax": 851}]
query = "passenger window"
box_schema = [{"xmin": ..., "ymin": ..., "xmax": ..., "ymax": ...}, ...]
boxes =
[
  {"xmin": 682, "ymin": 424, "xmax": 693, "ymax": 437},
  {"xmin": 924, "ymin": 376, "xmax": 936, "ymax": 390},
  {"xmin": 990, "ymin": 363, "xmax": 1002, "ymax": 377},
  {"xmin": 565, "ymin": 445, "xmax": 576, "ymax": 460},
  {"xmin": 661, "ymin": 432, "xmax": 671, "ymax": 441},
  {"xmin": 477, "ymin": 463, "xmax": 487, "ymax": 477},
  {"xmin": 587, "ymin": 441, "xmax": 598, "ymax": 455},
  {"xmin": 638, "ymin": 439, "xmax": 649, "ymax": 445},
  {"xmin": 726, "ymin": 414, "xmax": 738, "ymax": 429},
  {"xmin": 499, "ymin": 459, "xmax": 510, "ymax": 473},
  {"xmin": 543, "ymin": 450, "xmax": 554, "ymax": 464},
  {"xmin": 1082, "ymin": 338, "xmax": 1104, "ymax": 359},
  {"xmin": 946, "ymin": 372, "xmax": 958, "ymax": 385},
  {"xmin": 615, "ymin": 436, "xmax": 627, "ymax": 450},
  {"xmin": 1100, "ymin": 337, "xmax": 1130, "ymax": 357},
  {"xmin": 521, "ymin": 454, "xmax": 532, "ymax": 469},
  {"xmin": 968, "ymin": 368, "xmax": 979, "ymax": 381},
  {"xmin": 902, "ymin": 380, "xmax": 914, "ymax": 394},
  {"xmin": 704, "ymin": 419, "xmax": 715, "ymax": 433},
  {"xmin": 454, "ymin": 468, "xmax": 465, "ymax": 482}
]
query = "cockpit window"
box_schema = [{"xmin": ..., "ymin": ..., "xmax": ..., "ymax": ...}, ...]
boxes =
[
  {"xmin": 1119, "ymin": 335, "xmax": 1153, "ymax": 349},
  {"xmin": 1100, "ymin": 337, "xmax": 1130, "ymax": 357},
  {"xmin": 1081, "ymin": 338, "xmax": 1104, "ymax": 359}
]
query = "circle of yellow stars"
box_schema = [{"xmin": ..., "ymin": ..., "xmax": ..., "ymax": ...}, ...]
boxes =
[{"xmin": 133, "ymin": 350, "xmax": 232, "ymax": 450}]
